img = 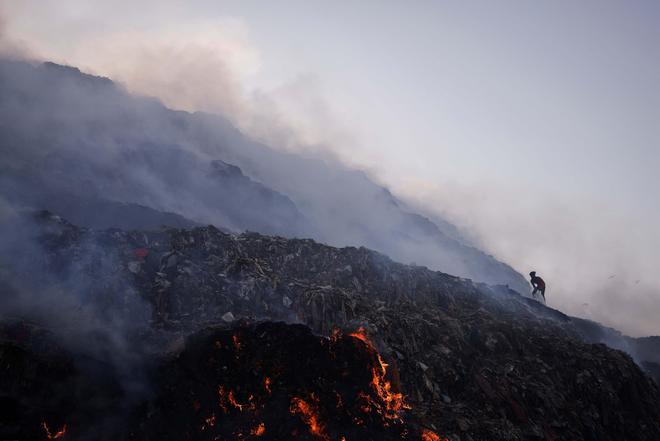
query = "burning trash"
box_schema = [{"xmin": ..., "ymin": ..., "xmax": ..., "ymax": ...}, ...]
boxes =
[
  {"xmin": 348, "ymin": 327, "xmax": 410, "ymax": 423},
  {"xmin": 2, "ymin": 215, "xmax": 660, "ymax": 441},
  {"xmin": 41, "ymin": 422, "xmax": 67, "ymax": 439},
  {"xmin": 421, "ymin": 428, "xmax": 448, "ymax": 441},
  {"xmin": 251, "ymin": 422, "xmax": 266, "ymax": 436},
  {"xmin": 131, "ymin": 321, "xmax": 439, "ymax": 440},
  {"xmin": 290, "ymin": 395, "xmax": 329, "ymax": 440}
]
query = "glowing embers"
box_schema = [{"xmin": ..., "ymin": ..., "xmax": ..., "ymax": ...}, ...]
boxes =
[
  {"xmin": 217, "ymin": 386, "xmax": 257, "ymax": 413},
  {"xmin": 41, "ymin": 421, "xmax": 67, "ymax": 439},
  {"xmin": 290, "ymin": 395, "xmax": 329, "ymax": 440},
  {"xmin": 250, "ymin": 422, "xmax": 266, "ymax": 436},
  {"xmin": 200, "ymin": 413, "xmax": 216, "ymax": 431},
  {"xmin": 143, "ymin": 322, "xmax": 426, "ymax": 440},
  {"xmin": 233, "ymin": 334, "xmax": 242, "ymax": 352}
]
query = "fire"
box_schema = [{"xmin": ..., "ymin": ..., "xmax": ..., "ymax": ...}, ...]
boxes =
[
  {"xmin": 348, "ymin": 327, "xmax": 410, "ymax": 421},
  {"xmin": 347, "ymin": 327, "xmax": 372, "ymax": 346},
  {"xmin": 290, "ymin": 395, "xmax": 329, "ymax": 440},
  {"xmin": 41, "ymin": 422, "xmax": 67, "ymax": 439},
  {"xmin": 250, "ymin": 422, "xmax": 266, "ymax": 436},
  {"xmin": 369, "ymin": 362, "xmax": 409, "ymax": 420},
  {"xmin": 206, "ymin": 326, "xmax": 420, "ymax": 439},
  {"xmin": 218, "ymin": 386, "xmax": 256, "ymax": 413},
  {"xmin": 228, "ymin": 390, "xmax": 244, "ymax": 411},
  {"xmin": 421, "ymin": 429, "xmax": 448, "ymax": 441}
]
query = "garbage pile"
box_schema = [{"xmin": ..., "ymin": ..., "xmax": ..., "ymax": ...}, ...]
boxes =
[
  {"xmin": 132, "ymin": 321, "xmax": 442, "ymax": 441},
  {"xmin": 1, "ymin": 212, "xmax": 659, "ymax": 440}
]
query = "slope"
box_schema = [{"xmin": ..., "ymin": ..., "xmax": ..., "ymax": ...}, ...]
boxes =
[
  {"xmin": 0, "ymin": 211, "xmax": 658, "ymax": 440},
  {"xmin": 0, "ymin": 58, "xmax": 528, "ymax": 293}
]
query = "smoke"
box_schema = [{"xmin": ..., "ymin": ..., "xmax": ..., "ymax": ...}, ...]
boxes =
[
  {"xmin": 0, "ymin": 10, "xmax": 28, "ymax": 59},
  {"xmin": 395, "ymin": 178, "xmax": 660, "ymax": 337},
  {"xmin": 0, "ymin": 1, "xmax": 364, "ymax": 161},
  {"xmin": 0, "ymin": 48, "xmax": 521, "ymax": 293},
  {"xmin": 0, "ymin": 203, "xmax": 155, "ymax": 438},
  {"xmin": 0, "ymin": 2, "xmax": 658, "ymax": 337},
  {"xmin": 0, "ymin": 200, "xmax": 151, "ymax": 356},
  {"xmin": 75, "ymin": 23, "xmax": 256, "ymax": 119}
]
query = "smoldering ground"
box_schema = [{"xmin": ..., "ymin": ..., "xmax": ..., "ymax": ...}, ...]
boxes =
[{"xmin": 0, "ymin": 202, "xmax": 156, "ymax": 439}]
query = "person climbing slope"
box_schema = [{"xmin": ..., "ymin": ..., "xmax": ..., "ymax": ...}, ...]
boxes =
[{"xmin": 529, "ymin": 271, "xmax": 546, "ymax": 302}]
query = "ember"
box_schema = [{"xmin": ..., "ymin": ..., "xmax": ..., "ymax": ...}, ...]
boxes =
[
  {"xmin": 233, "ymin": 334, "xmax": 242, "ymax": 351},
  {"xmin": 290, "ymin": 395, "xmax": 329, "ymax": 440},
  {"xmin": 134, "ymin": 322, "xmax": 418, "ymax": 440},
  {"xmin": 41, "ymin": 421, "xmax": 67, "ymax": 439},
  {"xmin": 421, "ymin": 428, "xmax": 448, "ymax": 441},
  {"xmin": 217, "ymin": 386, "xmax": 256, "ymax": 413},
  {"xmin": 217, "ymin": 386, "xmax": 230, "ymax": 413},
  {"xmin": 229, "ymin": 390, "xmax": 255, "ymax": 412},
  {"xmin": 228, "ymin": 390, "xmax": 243, "ymax": 411},
  {"xmin": 347, "ymin": 327, "xmax": 372, "ymax": 346},
  {"xmin": 200, "ymin": 413, "xmax": 216, "ymax": 431},
  {"xmin": 250, "ymin": 422, "xmax": 266, "ymax": 436}
]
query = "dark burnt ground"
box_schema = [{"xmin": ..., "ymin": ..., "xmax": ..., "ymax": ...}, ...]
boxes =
[
  {"xmin": 0, "ymin": 319, "xmax": 441, "ymax": 441},
  {"xmin": 0, "ymin": 321, "xmax": 126, "ymax": 441},
  {"xmin": 131, "ymin": 321, "xmax": 425, "ymax": 441}
]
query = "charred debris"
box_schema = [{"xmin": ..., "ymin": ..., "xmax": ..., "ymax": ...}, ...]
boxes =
[{"xmin": 0, "ymin": 211, "xmax": 659, "ymax": 441}]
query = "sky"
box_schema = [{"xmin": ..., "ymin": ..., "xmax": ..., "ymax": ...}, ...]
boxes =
[{"xmin": 1, "ymin": 0, "xmax": 659, "ymax": 336}]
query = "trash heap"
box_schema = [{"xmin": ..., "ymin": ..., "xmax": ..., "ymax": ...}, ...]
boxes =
[
  {"xmin": 133, "ymin": 321, "xmax": 433, "ymax": 441},
  {"xmin": 1, "ymin": 212, "xmax": 659, "ymax": 440}
]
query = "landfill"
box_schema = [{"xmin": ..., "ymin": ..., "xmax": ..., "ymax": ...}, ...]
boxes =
[{"xmin": 0, "ymin": 211, "xmax": 659, "ymax": 440}]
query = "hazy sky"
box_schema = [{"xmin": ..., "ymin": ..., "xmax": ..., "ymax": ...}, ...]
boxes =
[{"xmin": 2, "ymin": 0, "xmax": 659, "ymax": 336}]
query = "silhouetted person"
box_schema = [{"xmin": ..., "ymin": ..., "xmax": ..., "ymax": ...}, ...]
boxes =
[{"xmin": 529, "ymin": 271, "xmax": 546, "ymax": 302}]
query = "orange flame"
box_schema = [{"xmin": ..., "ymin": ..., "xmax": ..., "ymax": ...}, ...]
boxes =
[
  {"xmin": 251, "ymin": 422, "xmax": 266, "ymax": 436},
  {"xmin": 218, "ymin": 386, "xmax": 256, "ymax": 412},
  {"xmin": 290, "ymin": 395, "xmax": 329, "ymax": 440},
  {"xmin": 348, "ymin": 327, "xmax": 372, "ymax": 346},
  {"xmin": 41, "ymin": 422, "xmax": 67, "ymax": 439},
  {"xmin": 421, "ymin": 429, "xmax": 448, "ymax": 441},
  {"xmin": 348, "ymin": 327, "xmax": 410, "ymax": 421},
  {"xmin": 228, "ymin": 390, "xmax": 244, "ymax": 411},
  {"xmin": 264, "ymin": 377, "xmax": 272, "ymax": 394}
]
